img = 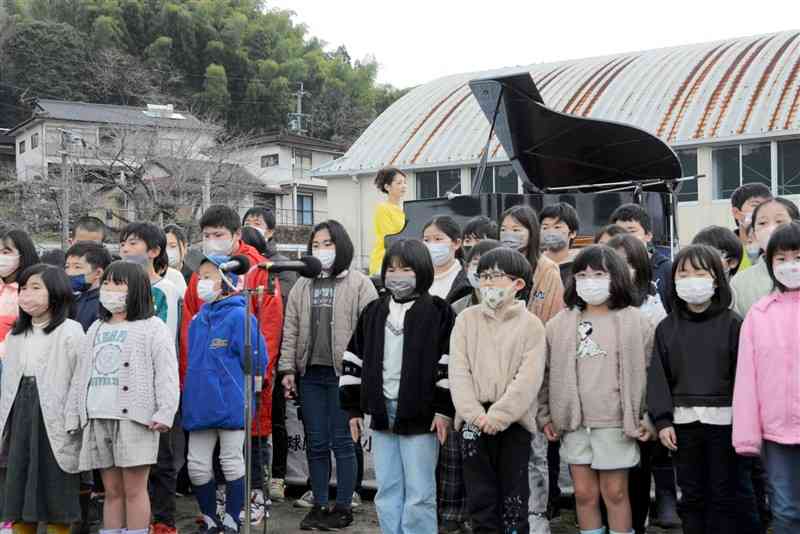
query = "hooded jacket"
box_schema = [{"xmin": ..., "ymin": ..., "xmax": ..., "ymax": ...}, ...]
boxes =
[
  {"xmin": 650, "ymin": 251, "xmax": 673, "ymax": 314},
  {"xmin": 71, "ymin": 287, "xmax": 100, "ymax": 332},
  {"xmin": 183, "ymin": 294, "xmax": 268, "ymax": 431}
]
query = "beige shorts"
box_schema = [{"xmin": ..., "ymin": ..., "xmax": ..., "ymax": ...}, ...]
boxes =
[
  {"xmin": 79, "ymin": 419, "xmax": 159, "ymax": 470},
  {"xmin": 560, "ymin": 427, "xmax": 640, "ymax": 470}
]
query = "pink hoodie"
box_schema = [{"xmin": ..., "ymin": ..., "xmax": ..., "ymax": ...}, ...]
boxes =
[{"xmin": 733, "ymin": 290, "xmax": 800, "ymax": 456}]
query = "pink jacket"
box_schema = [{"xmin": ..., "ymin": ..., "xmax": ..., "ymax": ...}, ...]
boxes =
[
  {"xmin": 0, "ymin": 282, "xmax": 18, "ymax": 360},
  {"xmin": 733, "ymin": 290, "xmax": 800, "ymax": 456}
]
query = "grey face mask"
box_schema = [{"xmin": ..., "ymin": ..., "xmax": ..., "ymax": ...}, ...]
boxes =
[
  {"xmin": 540, "ymin": 230, "xmax": 568, "ymax": 251},
  {"xmin": 384, "ymin": 273, "xmax": 417, "ymax": 300},
  {"xmin": 123, "ymin": 254, "xmax": 149, "ymax": 267},
  {"xmin": 500, "ymin": 231, "xmax": 527, "ymax": 251}
]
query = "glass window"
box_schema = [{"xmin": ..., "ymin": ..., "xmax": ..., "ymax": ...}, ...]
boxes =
[
  {"xmin": 261, "ymin": 154, "xmax": 279, "ymax": 168},
  {"xmin": 470, "ymin": 166, "xmax": 494, "ymax": 193},
  {"xmin": 31, "ymin": 133, "xmax": 39, "ymax": 149},
  {"xmin": 297, "ymin": 194, "xmax": 314, "ymax": 226},
  {"xmin": 494, "ymin": 165, "xmax": 519, "ymax": 193},
  {"xmin": 416, "ymin": 171, "xmax": 438, "ymax": 199},
  {"xmin": 294, "ymin": 149, "xmax": 312, "ymax": 170},
  {"xmin": 778, "ymin": 139, "xmax": 800, "ymax": 196},
  {"xmin": 438, "ymin": 169, "xmax": 461, "ymax": 195},
  {"xmin": 713, "ymin": 146, "xmax": 741, "ymax": 200},
  {"xmin": 676, "ymin": 149, "xmax": 698, "ymax": 202},
  {"xmin": 741, "ymin": 142, "xmax": 771, "ymax": 190},
  {"xmin": 18, "ymin": 140, "xmax": 25, "ymax": 154}
]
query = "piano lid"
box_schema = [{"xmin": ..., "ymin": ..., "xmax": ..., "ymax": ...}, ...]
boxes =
[{"xmin": 469, "ymin": 73, "xmax": 683, "ymax": 192}]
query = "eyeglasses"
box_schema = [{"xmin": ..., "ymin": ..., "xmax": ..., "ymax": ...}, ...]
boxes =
[{"xmin": 478, "ymin": 272, "xmax": 512, "ymax": 282}]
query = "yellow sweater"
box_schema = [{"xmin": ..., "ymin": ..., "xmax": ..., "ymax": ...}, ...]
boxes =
[{"xmin": 368, "ymin": 202, "xmax": 406, "ymax": 275}]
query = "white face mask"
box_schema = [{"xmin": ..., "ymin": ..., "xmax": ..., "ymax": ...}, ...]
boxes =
[
  {"xmin": 197, "ymin": 279, "xmax": 221, "ymax": 302},
  {"xmin": 426, "ymin": 242, "xmax": 452, "ymax": 267},
  {"xmin": 480, "ymin": 286, "xmax": 513, "ymax": 310},
  {"xmin": 756, "ymin": 225, "xmax": 777, "ymax": 252},
  {"xmin": 467, "ymin": 267, "xmax": 480, "ymax": 288},
  {"xmin": 675, "ymin": 277, "xmax": 715, "ymax": 305},
  {"xmin": 167, "ymin": 247, "xmax": 181, "ymax": 268},
  {"xmin": 576, "ymin": 277, "xmax": 611, "ymax": 306},
  {"xmin": 774, "ymin": 260, "xmax": 800, "ymax": 289},
  {"xmin": 313, "ymin": 249, "xmax": 336, "ymax": 272},
  {"xmin": 0, "ymin": 254, "xmax": 20, "ymax": 278},
  {"xmin": 99, "ymin": 290, "xmax": 127, "ymax": 313},
  {"xmin": 203, "ymin": 238, "xmax": 234, "ymax": 256}
]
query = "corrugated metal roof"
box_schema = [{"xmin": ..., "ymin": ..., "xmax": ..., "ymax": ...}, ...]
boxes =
[{"xmin": 317, "ymin": 30, "xmax": 800, "ymax": 177}]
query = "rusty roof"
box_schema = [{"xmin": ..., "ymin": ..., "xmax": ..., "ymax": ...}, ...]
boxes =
[{"xmin": 316, "ymin": 30, "xmax": 800, "ymax": 177}]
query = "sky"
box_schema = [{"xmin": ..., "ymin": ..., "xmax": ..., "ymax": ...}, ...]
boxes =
[{"xmin": 269, "ymin": 0, "xmax": 799, "ymax": 89}]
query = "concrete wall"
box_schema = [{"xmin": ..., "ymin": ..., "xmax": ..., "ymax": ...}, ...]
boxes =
[{"xmin": 14, "ymin": 122, "xmax": 46, "ymax": 180}]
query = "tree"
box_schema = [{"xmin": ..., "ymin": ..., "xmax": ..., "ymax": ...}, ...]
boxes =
[{"xmin": 195, "ymin": 63, "xmax": 230, "ymax": 117}]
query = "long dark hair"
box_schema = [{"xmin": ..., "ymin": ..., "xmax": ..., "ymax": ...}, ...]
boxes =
[
  {"xmin": 0, "ymin": 229, "xmax": 39, "ymax": 282},
  {"xmin": 500, "ymin": 205, "xmax": 540, "ymax": 273},
  {"xmin": 98, "ymin": 261, "xmax": 154, "ymax": 322},
  {"xmin": 11, "ymin": 264, "xmax": 73, "ymax": 335},
  {"xmin": 766, "ymin": 221, "xmax": 800, "ymax": 292},
  {"xmin": 307, "ymin": 220, "xmax": 355, "ymax": 278},
  {"xmin": 564, "ymin": 245, "xmax": 635, "ymax": 310},
  {"xmin": 607, "ymin": 233, "xmax": 654, "ymax": 306},
  {"xmin": 671, "ymin": 244, "xmax": 733, "ymax": 312}
]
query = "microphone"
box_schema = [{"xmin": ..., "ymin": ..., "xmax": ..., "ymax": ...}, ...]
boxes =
[
  {"xmin": 217, "ymin": 255, "xmax": 251, "ymax": 275},
  {"xmin": 260, "ymin": 256, "xmax": 322, "ymax": 278}
]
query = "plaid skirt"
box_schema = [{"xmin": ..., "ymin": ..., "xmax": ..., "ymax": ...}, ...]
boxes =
[{"xmin": 1, "ymin": 377, "xmax": 81, "ymax": 523}]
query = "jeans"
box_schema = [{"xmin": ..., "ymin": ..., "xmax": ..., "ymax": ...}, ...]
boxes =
[
  {"xmin": 271, "ymin": 378, "xmax": 288, "ymax": 480},
  {"xmin": 762, "ymin": 441, "xmax": 800, "ymax": 534},
  {"xmin": 673, "ymin": 423, "xmax": 744, "ymax": 534},
  {"xmin": 372, "ymin": 399, "xmax": 439, "ymax": 534},
  {"xmin": 149, "ymin": 415, "xmax": 177, "ymax": 526},
  {"xmin": 298, "ymin": 365, "xmax": 356, "ymax": 507}
]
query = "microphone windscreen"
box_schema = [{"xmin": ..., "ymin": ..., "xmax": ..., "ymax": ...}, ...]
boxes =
[
  {"xmin": 299, "ymin": 255, "xmax": 323, "ymax": 278},
  {"xmin": 228, "ymin": 255, "xmax": 251, "ymax": 275}
]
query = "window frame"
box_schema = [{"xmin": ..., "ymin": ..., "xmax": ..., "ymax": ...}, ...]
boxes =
[
  {"xmin": 261, "ymin": 153, "xmax": 280, "ymax": 168},
  {"xmin": 712, "ymin": 142, "xmax": 772, "ymax": 200},
  {"xmin": 415, "ymin": 168, "xmax": 462, "ymax": 199},
  {"xmin": 675, "ymin": 148, "xmax": 699, "ymax": 203},
  {"xmin": 30, "ymin": 133, "xmax": 39, "ymax": 149},
  {"xmin": 296, "ymin": 193, "xmax": 314, "ymax": 226},
  {"xmin": 18, "ymin": 140, "xmax": 25, "ymax": 154}
]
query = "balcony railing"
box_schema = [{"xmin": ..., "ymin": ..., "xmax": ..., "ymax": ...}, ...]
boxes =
[{"xmin": 273, "ymin": 207, "xmax": 327, "ymax": 227}]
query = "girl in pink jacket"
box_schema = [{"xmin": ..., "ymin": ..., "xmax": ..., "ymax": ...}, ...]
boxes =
[{"xmin": 733, "ymin": 221, "xmax": 800, "ymax": 534}]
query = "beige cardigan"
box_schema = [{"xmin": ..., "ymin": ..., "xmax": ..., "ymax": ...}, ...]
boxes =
[
  {"xmin": 537, "ymin": 306, "xmax": 654, "ymax": 439},
  {"xmin": 449, "ymin": 301, "xmax": 547, "ymax": 433},
  {"xmin": 528, "ymin": 255, "xmax": 565, "ymax": 323}
]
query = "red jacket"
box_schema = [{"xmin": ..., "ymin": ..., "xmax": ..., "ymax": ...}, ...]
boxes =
[{"xmin": 180, "ymin": 242, "xmax": 284, "ymax": 436}]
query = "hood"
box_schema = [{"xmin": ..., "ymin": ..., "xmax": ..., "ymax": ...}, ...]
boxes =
[{"xmin": 198, "ymin": 294, "xmax": 247, "ymax": 323}]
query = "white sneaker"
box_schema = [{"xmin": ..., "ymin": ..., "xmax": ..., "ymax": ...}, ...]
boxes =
[
  {"xmin": 269, "ymin": 478, "xmax": 286, "ymax": 502},
  {"xmin": 293, "ymin": 490, "xmax": 315, "ymax": 509},
  {"xmin": 216, "ymin": 486, "xmax": 226, "ymax": 519},
  {"xmin": 239, "ymin": 490, "xmax": 268, "ymax": 526},
  {"xmin": 351, "ymin": 492, "xmax": 362, "ymax": 509}
]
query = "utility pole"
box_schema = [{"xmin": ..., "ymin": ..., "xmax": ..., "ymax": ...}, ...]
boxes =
[
  {"xmin": 287, "ymin": 82, "xmax": 310, "ymax": 134},
  {"xmin": 202, "ymin": 169, "xmax": 211, "ymax": 213},
  {"xmin": 61, "ymin": 150, "xmax": 69, "ymax": 248}
]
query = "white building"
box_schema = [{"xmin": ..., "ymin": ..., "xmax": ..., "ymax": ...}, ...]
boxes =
[
  {"xmin": 315, "ymin": 30, "xmax": 800, "ymax": 269},
  {"xmin": 225, "ymin": 131, "xmax": 346, "ymax": 227}
]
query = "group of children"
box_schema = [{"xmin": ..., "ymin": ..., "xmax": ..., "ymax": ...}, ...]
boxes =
[{"xmin": 0, "ymin": 173, "xmax": 798, "ymax": 534}]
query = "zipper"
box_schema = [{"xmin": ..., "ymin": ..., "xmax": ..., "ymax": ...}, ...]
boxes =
[{"xmin": 330, "ymin": 277, "xmax": 338, "ymax": 371}]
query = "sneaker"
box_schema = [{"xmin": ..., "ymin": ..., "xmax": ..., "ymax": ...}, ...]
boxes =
[
  {"xmin": 300, "ymin": 506, "xmax": 327, "ymax": 530},
  {"xmin": 193, "ymin": 516, "xmax": 220, "ymax": 534},
  {"xmin": 216, "ymin": 486, "xmax": 226, "ymax": 519},
  {"xmin": 269, "ymin": 478, "xmax": 286, "ymax": 502},
  {"xmin": 350, "ymin": 492, "xmax": 361, "ymax": 510},
  {"xmin": 320, "ymin": 505, "xmax": 353, "ymax": 531},
  {"xmin": 0, "ymin": 522, "xmax": 13, "ymax": 534},
  {"xmin": 294, "ymin": 490, "xmax": 315, "ymax": 509},
  {"xmin": 239, "ymin": 490, "xmax": 267, "ymax": 526},
  {"xmin": 150, "ymin": 523, "xmax": 178, "ymax": 534}
]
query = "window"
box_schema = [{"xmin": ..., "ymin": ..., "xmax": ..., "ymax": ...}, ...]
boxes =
[
  {"xmin": 31, "ymin": 133, "xmax": 39, "ymax": 149},
  {"xmin": 261, "ymin": 154, "xmax": 279, "ymax": 168},
  {"xmin": 778, "ymin": 139, "xmax": 800, "ymax": 196},
  {"xmin": 713, "ymin": 143, "xmax": 771, "ymax": 200},
  {"xmin": 470, "ymin": 165, "xmax": 520, "ymax": 193},
  {"xmin": 294, "ymin": 149, "xmax": 312, "ymax": 170},
  {"xmin": 297, "ymin": 194, "xmax": 314, "ymax": 226},
  {"xmin": 676, "ymin": 149, "xmax": 698, "ymax": 202},
  {"xmin": 18, "ymin": 140, "xmax": 25, "ymax": 154},
  {"xmin": 416, "ymin": 169, "xmax": 462, "ymax": 199}
]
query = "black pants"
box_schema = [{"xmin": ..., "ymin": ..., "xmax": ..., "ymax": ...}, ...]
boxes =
[
  {"xmin": 673, "ymin": 423, "xmax": 742, "ymax": 534},
  {"xmin": 271, "ymin": 378, "xmax": 288, "ymax": 480},
  {"xmin": 149, "ymin": 425, "xmax": 177, "ymax": 527},
  {"xmin": 547, "ymin": 440, "xmax": 561, "ymax": 508},
  {"xmin": 251, "ymin": 436, "xmax": 267, "ymax": 490},
  {"xmin": 461, "ymin": 423, "xmax": 531, "ymax": 534}
]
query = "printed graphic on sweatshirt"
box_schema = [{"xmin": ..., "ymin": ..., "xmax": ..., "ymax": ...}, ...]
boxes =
[
  {"xmin": 152, "ymin": 285, "xmax": 168, "ymax": 324},
  {"xmin": 87, "ymin": 326, "xmax": 129, "ymax": 418},
  {"xmin": 577, "ymin": 320, "xmax": 607, "ymax": 360}
]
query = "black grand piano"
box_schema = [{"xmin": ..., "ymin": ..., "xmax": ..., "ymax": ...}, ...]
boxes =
[{"xmin": 387, "ymin": 72, "xmax": 686, "ymax": 252}]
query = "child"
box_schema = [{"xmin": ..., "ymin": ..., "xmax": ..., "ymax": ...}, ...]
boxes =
[
  {"xmin": 66, "ymin": 261, "xmax": 179, "ymax": 534},
  {"xmin": 607, "ymin": 234, "xmax": 667, "ymax": 325},
  {"xmin": 729, "ymin": 183, "xmax": 772, "ymax": 273},
  {"xmin": 66, "ymin": 242, "xmax": 113, "ymax": 332},
  {"xmin": 461, "ymin": 216, "xmax": 499, "ymax": 254},
  {"xmin": 183, "ymin": 255, "xmax": 268, "ymax": 534},
  {"xmin": 594, "ymin": 224, "xmax": 627, "ymax": 245},
  {"xmin": 164, "ymin": 225, "xmax": 192, "ymax": 284},
  {"xmin": 70, "ymin": 216, "xmax": 107, "ymax": 245},
  {"xmin": 691, "ymin": 226, "xmax": 744, "ymax": 278},
  {"xmin": 539, "ymin": 245, "xmax": 653, "ymax": 534},
  {"xmin": 540, "ymin": 202, "xmax": 581, "ymax": 285},
  {"xmin": 451, "ymin": 240, "xmax": 502, "ymax": 314},
  {"xmin": 422, "ymin": 216, "xmax": 470, "ymax": 303},
  {"xmin": 648, "ymin": 244, "xmax": 758, "ymax": 534},
  {"xmin": 242, "ymin": 207, "xmax": 298, "ymax": 302},
  {"xmin": 449, "ymin": 247, "xmax": 547, "ymax": 534},
  {"xmin": 730, "ymin": 197, "xmax": 800, "ymax": 317},
  {"xmin": 499, "ymin": 205, "xmax": 564, "ymax": 323},
  {"xmin": 733, "ymin": 221, "xmax": 800, "ymax": 534},
  {"xmin": 278, "ymin": 220, "xmax": 377, "ymax": 530},
  {"xmin": 0, "ymin": 265, "xmax": 85, "ymax": 533},
  {"xmin": 0, "ymin": 229, "xmax": 40, "ymax": 360},
  {"xmin": 341, "ymin": 239, "xmax": 454, "ymax": 534}
]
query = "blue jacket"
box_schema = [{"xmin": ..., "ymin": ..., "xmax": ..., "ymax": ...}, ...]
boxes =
[
  {"xmin": 182, "ymin": 294, "xmax": 268, "ymax": 431},
  {"xmin": 71, "ymin": 288, "xmax": 100, "ymax": 333}
]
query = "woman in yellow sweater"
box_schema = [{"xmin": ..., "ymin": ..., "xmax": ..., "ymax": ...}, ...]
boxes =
[{"xmin": 369, "ymin": 167, "xmax": 408, "ymax": 275}]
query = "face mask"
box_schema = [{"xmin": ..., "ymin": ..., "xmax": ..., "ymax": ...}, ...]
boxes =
[
  {"xmin": 69, "ymin": 274, "xmax": 91, "ymax": 293},
  {"xmin": 500, "ymin": 231, "xmax": 527, "ymax": 251},
  {"xmin": 249, "ymin": 225, "xmax": 268, "ymax": 238},
  {"xmin": 99, "ymin": 290, "xmax": 127, "ymax": 313},
  {"xmin": 480, "ymin": 286, "xmax": 514, "ymax": 310},
  {"xmin": 384, "ymin": 273, "xmax": 417, "ymax": 300},
  {"xmin": 167, "ymin": 247, "xmax": 181, "ymax": 268},
  {"xmin": 203, "ymin": 238, "xmax": 234, "ymax": 256},
  {"xmin": 0, "ymin": 254, "xmax": 20, "ymax": 278},
  {"xmin": 18, "ymin": 292, "xmax": 49, "ymax": 318},
  {"xmin": 756, "ymin": 225, "xmax": 776, "ymax": 252},
  {"xmin": 426, "ymin": 242, "xmax": 452, "ymax": 267},
  {"xmin": 774, "ymin": 260, "xmax": 800, "ymax": 289},
  {"xmin": 197, "ymin": 279, "xmax": 221, "ymax": 302},
  {"xmin": 313, "ymin": 249, "xmax": 336, "ymax": 272},
  {"xmin": 746, "ymin": 242, "xmax": 761, "ymax": 262},
  {"xmin": 675, "ymin": 277, "xmax": 715, "ymax": 305},
  {"xmin": 540, "ymin": 230, "xmax": 568, "ymax": 251},
  {"xmin": 462, "ymin": 245, "xmax": 474, "ymax": 257},
  {"xmin": 576, "ymin": 277, "xmax": 611, "ymax": 306},
  {"xmin": 467, "ymin": 267, "xmax": 480, "ymax": 288},
  {"xmin": 123, "ymin": 254, "xmax": 149, "ymax": 267}
]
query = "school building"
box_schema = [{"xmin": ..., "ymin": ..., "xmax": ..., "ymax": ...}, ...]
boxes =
[{"xmin": 314, "ymin": 30, "xmax": 800, "ymax": 269}]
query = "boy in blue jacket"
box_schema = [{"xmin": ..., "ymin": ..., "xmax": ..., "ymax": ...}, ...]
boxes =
[{"xmin": 183, "ymin": 255, "xmax": 268, "ymax": 534}]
